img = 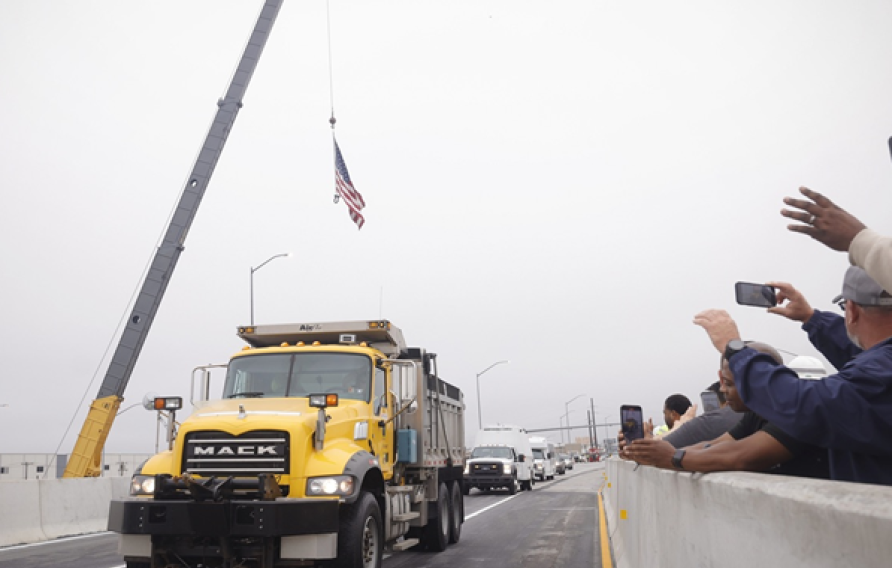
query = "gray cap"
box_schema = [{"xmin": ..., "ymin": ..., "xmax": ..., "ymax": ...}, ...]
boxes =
[{"xmin": 833, "ymin": 266, "xmax": 892, "ymax": 307}]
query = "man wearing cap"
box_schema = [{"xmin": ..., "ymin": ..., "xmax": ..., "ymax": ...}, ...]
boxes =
[{"xmin": 693, "ymin": 266, "xmax": 892, "ymax": 485}]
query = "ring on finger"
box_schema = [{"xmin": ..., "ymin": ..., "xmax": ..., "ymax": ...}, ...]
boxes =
[{"xmin": 808, "ymin": 214, "xmax": 816, "ymax": 224}]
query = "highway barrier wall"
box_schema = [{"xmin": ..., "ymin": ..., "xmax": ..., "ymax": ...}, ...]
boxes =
[
  {"xmin": 0, "ymin": 477, "xmax": 130, "ymax": 547},
  {"xmin": 602, "ymin": 457, "xmax": 892, "ymax": 568}
]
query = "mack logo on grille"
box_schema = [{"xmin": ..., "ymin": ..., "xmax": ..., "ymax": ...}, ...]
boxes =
[
  {"xmin": 182, "ymin": 430, "xmax": 289, "ymax": 475},
  {"xmin": 193, "ymin": 445, "xmax": 281, "ymax": 456}
]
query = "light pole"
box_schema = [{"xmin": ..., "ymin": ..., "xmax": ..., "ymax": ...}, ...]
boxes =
[
  {"xmin": 602, "ymin": 415, "xmax": 614, "ymax": 446},
  {"xmin": 563, "ymin": 394, "xmax": 585, "ymax": 445},
  {"xmin": 476, "ymin": 360, "xmax": 509, "ymax": 429},
  {"xmin": 250, "ymin": 252, "xmax": 291, "ymax": 325},
  {"xmin": 560, "ymin": 409, "xmax": 576, "ymax": 448}
]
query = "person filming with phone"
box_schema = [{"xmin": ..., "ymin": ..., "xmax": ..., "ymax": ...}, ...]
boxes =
[
  {"xmin": 620, "ymin": 342, "xmax": 829, "ymax": 479},
  {"xmin": 693, "ymin": 266, "xmax": 892, "ymax": 485},
  {"xmin": 659, "ymin": 381, "xmax": 744, "ymax": 449}
]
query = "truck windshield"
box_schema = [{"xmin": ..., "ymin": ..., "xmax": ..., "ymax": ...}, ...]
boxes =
[
  {"xmin": 222, "ymin": 353, "xmax": 372, "ymax": 402},
  {"xmin": 470, "ymin": 447, "xmax": 515, "ymax": 460},
  {"xmin": 532, "ymin": 449, "xmax": 545, "ymax": 459}
]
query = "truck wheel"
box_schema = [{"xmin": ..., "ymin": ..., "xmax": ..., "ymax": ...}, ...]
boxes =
[
  {"xmin": 423, "ymin": 482, "xmax": 450, "ymax": 552},
  {"xmin": 508, "ymin": 476, "xmax": 519, "ymax": 495},
  {"xmin": 125, "ymin": 562, "xmax": 149, "ymax": 568},
  {"xmin": 336, "ymin": 492, "xmax": 382, "ymax": 568},
  {"xmin": 448, "ymin": 481, "xmax": 462, "ymax": 544},
  {"xmin": 462, "ymin": 483, "xmax": 470, "ymax": 496}
]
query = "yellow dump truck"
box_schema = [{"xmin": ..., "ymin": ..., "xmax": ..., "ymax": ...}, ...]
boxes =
[{"xmin": 108, "ymin": 320, "xmax": 465, "ymax": 568}]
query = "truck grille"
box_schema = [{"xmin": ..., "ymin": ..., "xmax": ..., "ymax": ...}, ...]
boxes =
[
  {"xmin": 182, "ymin": 430, "xmax": 289, "ymax": 476},
  {"xmin": 470, "ymin": 461, "xmax": 504, "ymax": 476}
]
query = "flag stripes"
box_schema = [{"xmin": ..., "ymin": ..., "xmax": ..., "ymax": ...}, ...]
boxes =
[{"xmin": 334, "ymin": 139, "xmax": 366, "ymax": 229}]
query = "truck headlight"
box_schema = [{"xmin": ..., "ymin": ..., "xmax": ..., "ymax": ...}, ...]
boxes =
[
  {"xmin": 130, "ymin": 475, "xmax": 156, "ymax": 496},
  {"xmin": 307, "ymin": 475, "xmax": 355, "ymax": 496},
  {"xmin": 503, "ymin": 464, "xmax": 511, "ymax": 475}
]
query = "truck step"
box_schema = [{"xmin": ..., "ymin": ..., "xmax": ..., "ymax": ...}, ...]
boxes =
[
  {"xmin": 392, "ymin": 512, "xmax": 420, "ymax": 522},
  {"xmin": 387, "ymin": 485, "xmax": 415, "ymax": 494},
  {"xmin": 391, "ymin": 538, "xmax": 419, "ymax": 551}
]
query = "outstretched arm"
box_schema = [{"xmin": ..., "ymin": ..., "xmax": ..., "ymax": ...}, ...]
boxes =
[{"xmin": 622, "ymin": 432, "xmax": 792, "ymax": 473}]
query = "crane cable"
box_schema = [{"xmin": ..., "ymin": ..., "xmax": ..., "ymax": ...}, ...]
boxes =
[{"xmin": 327, "ymin": 0, "xmax": 340, "ymax": 204}]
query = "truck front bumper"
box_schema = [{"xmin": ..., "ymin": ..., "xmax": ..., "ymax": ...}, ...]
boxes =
[
  {"xmin": 463, "ymin": 474, "xmax": 514, "ymax": 489},
  {"xmin": 108, "ymin": 497, "xmax": 340, "ymax": 537}
]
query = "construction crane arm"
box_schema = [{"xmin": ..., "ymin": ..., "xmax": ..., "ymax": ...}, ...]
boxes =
[{"xmin": 64, "ymin": 0, "xmax": 285, "ymax": 478}]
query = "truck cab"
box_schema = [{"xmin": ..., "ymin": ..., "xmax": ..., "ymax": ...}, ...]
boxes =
[{"xmin": 463, "ymin": 424, "xmax": 534, "ymax": 495}]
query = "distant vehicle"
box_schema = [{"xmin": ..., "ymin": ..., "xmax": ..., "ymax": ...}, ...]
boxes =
[
  {"xmin": 529, "ymin": 436, "xmax": 556, "ymax": 481},
  {"xmin": 465, "ymin": 424, "xmax": 535, "ymax": 494},
  {"xmin": 559, "ymin": 453, "xmax": 573, "ymax": 471},
  {"xmin": 555, "ymin": 457, "xmax": 567, "ymax": 475},
  {"xmin": 573, "ymin": 453, "xmax": 586, "ymax": 463}
]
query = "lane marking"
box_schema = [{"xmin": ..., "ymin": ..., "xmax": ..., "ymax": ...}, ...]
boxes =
[
  {"xmin": 464, "ymin": 494, "xmax": 520, "ymax": 520},
  {"xmin": 597, "ymin": 490, "xmax": 614, "ymax": 568},
  {"xmin": 0, "ymin": 531, "xmax": 112, "ymax": 552}
]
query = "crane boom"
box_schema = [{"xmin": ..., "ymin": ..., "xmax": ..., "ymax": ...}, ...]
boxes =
[{"xmin": 64, "ymin": 0, "xmax": 285, "ymax": 478}]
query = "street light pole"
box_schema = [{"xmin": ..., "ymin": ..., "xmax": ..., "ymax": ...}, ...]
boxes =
[
  {"xmin": 602, "ymin": 415, "xmax": 614, "ymax": 445},
  {"xmin": 476, "ymin": 360, "xmax": 509, "ymax": 429},
  {"xmin": 250, "ymin": 252, "xmax": 291, "ymax": 325},
  {"xmin": 563, "ymin": 394, "xmax": 585, "ymax": 446}
]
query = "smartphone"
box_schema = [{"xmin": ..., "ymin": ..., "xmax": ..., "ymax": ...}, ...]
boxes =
[
  {"xmin": 700, "ymin": 391, "xmax": 720, "ymax": 412},
  {"xmin": 620, "ymin": 405, "xmax": 644, "ymax": 442},
  {"xmin": 735, "ymin": 282, "xmax": 777, "ymax": 308}
]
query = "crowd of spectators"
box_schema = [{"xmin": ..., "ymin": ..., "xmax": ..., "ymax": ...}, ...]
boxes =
[{"xmin": 619, "ymin": 187, "xmax": 892, "ymax": 486}]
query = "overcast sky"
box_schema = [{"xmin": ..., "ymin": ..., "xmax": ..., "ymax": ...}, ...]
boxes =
[{"xmin": 2, "ymin": 0, "xmax": 892, "ymax": 455}]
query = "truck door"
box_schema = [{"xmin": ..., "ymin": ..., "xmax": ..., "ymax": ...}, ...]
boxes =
[{"xmin": 370, "ymin": 365, "xmax": 395, "ymax": 479}]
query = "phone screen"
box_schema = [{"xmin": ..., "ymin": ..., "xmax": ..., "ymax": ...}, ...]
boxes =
[
  {"xmin": 700, "ymin": 391, "xmax": 720, "ymax": 412},
  {"xmin": 735, "ymin": 282, "xmax": 777, "ymax": 308},
  {"xmin": 621, "ymin": 405, "xmax": 644, "ymax": 442}
]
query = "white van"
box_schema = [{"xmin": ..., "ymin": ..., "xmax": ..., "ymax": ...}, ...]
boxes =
[
  {"xmin": 528, "ymin": 436, "xmax": 556, "ymax": 481},
  {"xmin": 464, "ymin": 424, "xmax": 535, "ymax": 495}
]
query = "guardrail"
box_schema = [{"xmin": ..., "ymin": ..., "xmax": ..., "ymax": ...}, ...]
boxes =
[
  {"xmin": 601, "ymin": 457, "xmax": 892, "ymax": 568},
  {"xmin": 0, "ymin": 477, "xmax": 130, "ymax": 547}
]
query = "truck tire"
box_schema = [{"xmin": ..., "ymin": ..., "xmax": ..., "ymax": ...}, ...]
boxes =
[
  {"xmin": 462, "ymin": 482, "xmax": 470, "ymax": 496},
  {"xmin": 508, "ymin": 476, "xmax": 519, "ymax": 495},
  {"xmin": 125, "ymin": 562, "xmax": 149, "ymax": 568},
  {"xmin": 448, "ymin": 481, "xmax": 463, "ymax": 544},
  {"xmin": 336, "ymin": 492, "xmax": 383, "ymax": 568},
  {"xmin": 423, "ymin": 482, "xmax": 451, "ymax": 552}
]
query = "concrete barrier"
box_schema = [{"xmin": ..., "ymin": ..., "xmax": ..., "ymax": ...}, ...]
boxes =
[
  {"xmin": 0, "ymin": 477, "xmax": 130, "ymax": 547},
  {"xmin": 0, "ymin": 479, "xmax": 46, "ymax": 546},
  {"xmin": 602, "ymin": 457, "xmax": 892, "ymax": 568}
]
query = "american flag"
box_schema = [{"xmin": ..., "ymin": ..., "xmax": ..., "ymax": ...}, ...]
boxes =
[{"xmin": 334, "ymin": 139, "xmax": 366, "ymax": 229}]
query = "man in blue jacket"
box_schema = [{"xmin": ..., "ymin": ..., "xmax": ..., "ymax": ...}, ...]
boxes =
[{"xmin": 694, "ymin": 266, "xmax": 892, "ymax": 485}]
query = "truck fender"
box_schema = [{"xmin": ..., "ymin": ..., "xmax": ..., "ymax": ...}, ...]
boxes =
[{"xmin": 343, "ymin": 450, "xmax": 383, "ymax": 505}]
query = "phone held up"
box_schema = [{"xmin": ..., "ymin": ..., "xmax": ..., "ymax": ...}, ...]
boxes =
[
  {"xmin": 700, "ymin": 391, "xmax": 721, "ymax": 413},
  {"xmin": 735, "ymin": 281, "xmax": 777, "ymax": 308},
  {"xmin": 620, "ymin": 404, "xmax": 644, "ymax": 443}
]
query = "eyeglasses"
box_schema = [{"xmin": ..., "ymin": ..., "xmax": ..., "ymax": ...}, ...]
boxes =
[{"xmin": 835, "ymin": 298, "xmax": 846, "ymax": 312}]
